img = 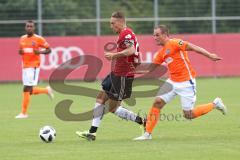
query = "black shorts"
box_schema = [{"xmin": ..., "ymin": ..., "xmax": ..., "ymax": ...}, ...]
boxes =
[{"xmin": 101, "ymin": 72, "xmax": 134, "ymax": 101}]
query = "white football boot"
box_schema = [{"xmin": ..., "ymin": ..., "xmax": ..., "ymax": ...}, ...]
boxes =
[
  {"xmin": 133, "ymin": 132, "xmax": 152, "ymax": 141},
  {"xmin": 15, "ymin": 113, "xmax": 28, "ymax": 119},
  {"xmin": 213, "ymin": 97, "xmax": 227, "ymax": 115},
  {"xmin": 46, "ymin": 86, "xmax": 54, "ymax": 100}
]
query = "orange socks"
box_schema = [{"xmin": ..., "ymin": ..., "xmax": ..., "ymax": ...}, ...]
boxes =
[
  {"xmin": 22, "ymin": 92, "xmax": 30, "ymax": 114},
  {"xmin": 192, "ymin": 103, "xmax": 214, "ymax": 118},
  {"xmin": 144, "ymin": 103, "xmax": 214, "ymax": 134},
  {"xmin": 32, "ymin": 87, "xmax": 48, "ymax": 95},
  {"xmin": 21, "ymin": 87, "xmax": 48, "ymax": 114},
  {"xmin": 146, "ymin": 106, "xmax": 160, "ymax": 134}
]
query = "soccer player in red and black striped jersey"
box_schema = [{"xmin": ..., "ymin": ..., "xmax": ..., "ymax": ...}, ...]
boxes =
[{"xmin": 76, "ymin": 11, "xmax": 144, "ymax": 141}]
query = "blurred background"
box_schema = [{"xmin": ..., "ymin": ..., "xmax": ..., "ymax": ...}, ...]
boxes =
[
  {"xmin": 1, "ymin": 2, "xmax": 240, "ymax": 160},
  {"xmin": 0, "ymin": 0, "xmax": 240, "ymax": 81},
  {"xmin": 0, "ymin": 0, "xmax": 240, "ymax": 37}
]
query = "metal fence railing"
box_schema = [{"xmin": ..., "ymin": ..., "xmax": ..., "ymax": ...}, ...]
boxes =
[{"xmin": 0, "ymin": 0, "xmax": 239, "ymax": 37}]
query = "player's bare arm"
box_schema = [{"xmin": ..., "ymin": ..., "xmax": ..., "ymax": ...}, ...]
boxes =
[
  {"xmin": 104, "ymin": 43, "xmax": 135, "ymax": 60},
  {"xmin": 186, "ymin": 42, "xmax": 222, "ymax": 61},
  {"xmin": 34, "ymin": 48, "xmax": 51, "ymax": 55}
]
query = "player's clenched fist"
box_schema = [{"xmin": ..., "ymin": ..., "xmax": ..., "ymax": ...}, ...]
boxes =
[
  {"xmin": 208, "ymin": 53, "xmax": 222, "ymax": 61},
  {"xmin": 19, "ymin": 49, "xmax": 24, "ymax": 55},
  {"xmin": 104, "ymin": 52, "xmax": 115, "ymax": 60},
  {"xmin": 34, "ymin": 49, "xmax": 40, "ymax": 55}
]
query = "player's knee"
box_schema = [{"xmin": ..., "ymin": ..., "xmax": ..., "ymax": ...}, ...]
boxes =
[
  {"xmin": 23, "ymin": 86, "xmax": 33, "ymax": 92},
  {"xmin": 153, "ymin": 97, "xmax": 165, "ymax": 109},
  {"xmin": 96, "ymin": 98, "xmax": 105, "ymax": 105},
  {"xmin": 96, "ymin": 91, "xmax": 108, "ymax": 104}
]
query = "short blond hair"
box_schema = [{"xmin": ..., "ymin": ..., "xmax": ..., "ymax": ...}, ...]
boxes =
[
  {"xmin": 111, "ymin": 11, "xmax": 125, "ymax": 20},
  {"xmin": 155, "ymin": 25, "xmax": 169, "ymax": 36}
]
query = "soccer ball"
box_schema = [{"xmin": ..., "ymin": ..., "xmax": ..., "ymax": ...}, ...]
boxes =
[{"xmin": 39, "ymin": 126, "xmax": 56, "ymax": 143}]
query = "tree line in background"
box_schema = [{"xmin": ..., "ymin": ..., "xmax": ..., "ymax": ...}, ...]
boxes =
[{"xmin": 0, "ymin": 0, "xmax": 239, "ymax": 37}]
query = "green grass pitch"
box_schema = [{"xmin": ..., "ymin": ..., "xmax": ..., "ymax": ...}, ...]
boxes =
[{"xmin": 0, "ymin": 78, "xmax": 240, "ymax": 160}]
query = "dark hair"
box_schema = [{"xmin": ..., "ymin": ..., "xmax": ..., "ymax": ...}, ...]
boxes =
[
  {"xmin": 111, "ymin": 11, "xmax": 125, "ymax": 20},
  {"xmin": 26, "ymin": 20, "xmax": 35, "ymax": 24},
  {"xmin": 155, "ymin": 25, "xmax": 169, "ymax": 36}
]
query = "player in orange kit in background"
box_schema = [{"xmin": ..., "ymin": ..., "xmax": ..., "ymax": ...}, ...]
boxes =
[
  {"xmin": 15, "ymin": 20, "xmax": 54, "ymax": 119},
  {"xmin": 134, "ymin": 25, "xmax": 227, "ymax": 140}
]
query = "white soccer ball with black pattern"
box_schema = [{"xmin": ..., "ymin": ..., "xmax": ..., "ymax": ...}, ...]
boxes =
[{"xmin": 39, "ymin": 126, "xmax": 56, "ymax": 143}]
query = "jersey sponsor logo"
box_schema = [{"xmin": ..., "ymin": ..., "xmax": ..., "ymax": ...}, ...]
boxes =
[
  {"xmin": 23, "ymin": 48, "xmax": 33, "ymax": 53},
  {"xmin": 40, "ymin": 46, "xmax": 85, "ymax": 70}
]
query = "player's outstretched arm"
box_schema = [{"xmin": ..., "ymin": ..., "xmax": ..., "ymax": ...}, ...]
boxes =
[
  {"xmin": 186, "ymin": 42, "xmax": 222, "ymax": 61},
  {"xmin": 41, "ymin": 48, "xmax": 51, "ymax": 55}
]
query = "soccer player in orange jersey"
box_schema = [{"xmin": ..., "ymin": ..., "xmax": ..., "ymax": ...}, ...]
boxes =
[
  {"xmin": 134, "ymin": 25, "xmax": 227, "ymax": 140},
  {"xmin": 15, "ymin": 20, "xmax": 54, "ymax": 119}
]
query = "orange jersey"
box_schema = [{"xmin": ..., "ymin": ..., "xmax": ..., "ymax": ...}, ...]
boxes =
[
  {"xmin": 153, "ymin": 38, "xmax": 196, "ymax": 82},
  {"xmin": 19, "ymin": 34, "xmax": 50, "ymax": 68}
]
